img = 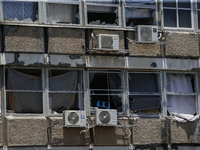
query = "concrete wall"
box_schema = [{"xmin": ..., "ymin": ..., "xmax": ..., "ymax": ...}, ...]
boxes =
[
  {"xmin": 165, "ymin": 31, "xmax": 199, "ymax": 57},
  {"xmin": 7, "ymin": 117, "xmax": 47, "ymax": 146},
  {"xmin": 4, "ymin": 26, "xmax": 44, "ymax": 53},
  {"xmin": 48, "ymin": 28, "xmax": 85, "ymax": 54},
  {"xmin": 127, "ymin": 31, "xmax": 162, "ymax": 57}
]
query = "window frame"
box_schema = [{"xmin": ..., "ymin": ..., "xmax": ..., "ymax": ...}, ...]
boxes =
[
  {"xmin": 2, "ymin": 0, "xmax": 40, "ymax": 24},
  {"xmin": 88, "ymin": 69, "xmax": 126, "ymax": 116},
  {"xmin": 127, "ymin": 71, "xmax": 162, "ymax": 118},
  {"xmin": 162, "ymin": 0, "xmax": 194, "ymax": 30},
  {"xmin": 164, "ymin": 71, "xmax": 199, "ymax": 117},
  {"xmin": 4, "ymin": 66, "xmax": 44, "ymax": 116},
  {"xmin": 84, "ymin": 1, "xmax": 121, "ymax": 28},
  {"xmin": 123, "ymin": 0, "xmax": 158, "ymax": 29},
  {"xmin": 47, "ymin": 68, "xmax": 85, "ymax": 116},
  {"xmin": 44, "ymin": 0, "xmax": 83, "ymax": 26}
]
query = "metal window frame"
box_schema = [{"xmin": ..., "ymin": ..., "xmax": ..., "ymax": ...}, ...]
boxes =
[
  {"xmin": 47, "ymin": 68, "xmax": 85, "ymax": 116},
  {"xmin": 2, "ymin": 0, "xmax": 40, "ymax": 24},
  {"xmin": 164, "ymin": 71, "xmax": 199, "ymax": 116},
  {"xmin": 88, "ymin": 69, "xmax": 125, "ymax": 116},
  {"xmin": 122, "ymin": 0, "xmax": 158, "ymax": 29},
  {"xmin": 44, "ymin": 0, "xmax": 83, "ymax": 26},
  {"xmin": 127, "ymin": 71, "xmax": 162, "ymax": 118},
  {"xmin": 84, "ymin": 1, "xmax": 121, "ymax": 28},
  {"xmin": 162, "ymin": 0, "xmax": 194, "ymax": 30},
  {"xmin": 4, "ymin": 66, "xmax": 44, "ymax": 117}
]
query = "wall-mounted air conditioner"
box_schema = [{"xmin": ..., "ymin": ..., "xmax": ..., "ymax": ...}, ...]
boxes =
[
  {"xmin": 95, "ymin": 107, "xmax": 117, "ymax": 126},
  {"xmin": 97, "ymin": 34, "xmax": 119, "ymax": 50},
  {"xmin": 135, "ymin": 25, "xmax": 158, "ymax": 43},
  {"xmin": 63, "ymin": 110, "xmax": 86, "ymax": 127}
]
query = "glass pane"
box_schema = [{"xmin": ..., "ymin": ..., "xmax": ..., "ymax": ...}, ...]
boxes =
[
  {"xmin": 125, "ymin": 8, "xmax": 155, "ymax": 27},
  {"xmin": 86, "ymin": 0, "xmax": 119, "ymax": 4},
  {"xmin": 178, "ymin": 10, "xmax": 191, "ymax": 28},
  {"xmin": 167, "ymin": 74, "xmax": 195, "ymax": 93},
  {"xmin": 198, "ymin": 0, "xmax": 200, "ymax": 9},
  {"xmin": 125, "ymin": 0, "xmax": 155, "ymax": 5},
  {"xmin": 129, "ymin": 95, "xmax": 160, "ymax": 114},
  {"xmin": 6, "ymin": 92, "xmax": 43, "ymax": 113},
  {"xmin": 178, "ymin": 0, "xmax": 190, "ymax": 8},
  {"xmin": 6, "ymin": 69, "xmax": 42, "ymax": 90},
  {"xmin": 89, "ymin": 72, "xmax": 121, "ymax": 90},
  {"xmin": 49, "ymin": 70, "xmax": 83, "ymax": 91},
  {"xmin": 49, "ymin": 93, "xmax": 83, "ymax": 113},
  {"xmin": 198, "ymin": 11, "xmax": 200, "ymax": 29},
  {"xmin": 163, "ymin": 0, "xmax": 176, "ymax": 7},
  {"xmin": 90, "ymin": 94, "xmax": 122, "ymax": 112},
  {"xmin": 129, "ymin": 73, "xmax": 160, "ymax": 93},
  {"xmin": 167, "ymin": 95, "xmax": 196, "ymax": 114},
  {"xmin": 87, "ymin": 5, "xmax": 118, "ymax": 26},
  {"xmin": 164, "ymin": 9, "xmax": 176, "ymax": 27},
  {"xmin": 3, "ymin": 1, "xmax": 38, "ymax": 22},
  {"xmin": 47, "ymin": 3, "xmax": 80, "ymax": 24}
]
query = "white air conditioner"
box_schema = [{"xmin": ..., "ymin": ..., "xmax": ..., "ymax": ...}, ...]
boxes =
[
  {"xmin": 95, "ymin": 107, "xmax": 117, "ymax": 126},
  {"xmin": 135, "ymin": 25, "xmax": 158, "ymax": 43},
  {"xmin": 63, "ymin": 110, "xmax": 86, "ymax": 127},
  {"xmin": 97, "ymin": 34, "xmax": 119, "ymax": 50}
]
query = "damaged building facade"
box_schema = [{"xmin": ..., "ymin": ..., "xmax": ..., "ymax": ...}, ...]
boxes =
[{"xmin": 0, "ymin": 0, "xmax": 200, "ymax": 150}]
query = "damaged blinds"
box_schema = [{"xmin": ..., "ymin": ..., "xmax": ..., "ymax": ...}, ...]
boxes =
[
  {"xmin": 89, "ymin": 71, "xmax": 123, "ymax": 112},
  {"xmin": 86, "ymin": 0, "xmax": 119, "ymax": 26},
  {"xmin": 49, "ymin": 70, "xmax": 83, "ymax": 114},
  {"xmin": 125, "ymin": 0, "xmax": 156, "ymax": 27},
  {"xmin": 128, "ymin": 73, "xmax": 161, "ymax": 114},
  {"xmin": 7, "ymin": 69, "xmax": 42, "ymax": 113},
  {"xmin": 3, "ymin": 0, "xmax": 38, "ymax": 22},
  {"xmin": 46, "ymin": 0, "xmax": 80, "ymax": 24}
]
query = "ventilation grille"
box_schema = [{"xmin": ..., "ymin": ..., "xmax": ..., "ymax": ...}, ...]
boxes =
[
  {"xmin": 140, "ymin": 27, "xmax": 152, "ymax": 41},
  {"xmin": 101, "ymin": 36, "xmax": 113, "ymax": 49},
  {"xmin": 99, "ymin": 110, "xmax": 111, "ymax": 124},
  {"xmin": 68, "ymin": 112, "xmax": 79, "ymax": 125}
]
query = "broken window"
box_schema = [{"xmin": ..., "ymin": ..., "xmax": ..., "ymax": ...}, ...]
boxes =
[
  {"xmin": 3, "ymin": 0, "xmax": 38, "ymax": 22},
  {"xmin": 128, "ymin": 72, "xmax": 161, "ymax": 115},
  {"xmin": 197, "ymin": 0, "xmax": 200, "ymax": 29},
  {"xmin": 89, "ymin": 70, "xmax": 123, "ymax": 112},
  {"xmin": 6, "ymin": 68, "xmax": 43, "ymax": 114},
  {"xmin": 124, "ymin": 0, "xmax": 156, "ymax": 28},
  {"xmin": 163, "ymin": 0, "xmax": 192, "ymax": 28},
  {"xmin": 166, "ymin": 73, "xmax": 197, "ymax": 122},
  {"xmin": 46, "ymin": 0, "xmax": 80, "ymax": 24},
  {"xmin": 48, "ymin": 70, "xmax": 84, "ymax": 114},
  {"xmin": 86, "ymin": 0, "xmax": 120, "ymax": 26}
]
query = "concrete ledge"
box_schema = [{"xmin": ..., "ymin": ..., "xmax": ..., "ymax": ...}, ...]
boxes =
[
  {"xmin": 4, "ymin": 26, "xmax": 44, "ymax": 53},
  {"xmin": 7, "ymin": 116, "xmax": 47, "ymax": 146}
]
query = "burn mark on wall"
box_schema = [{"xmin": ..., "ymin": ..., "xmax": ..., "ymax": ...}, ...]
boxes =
[{"xmin": 7, "ymin": 53, "xmax": 24, "ymax": 65}]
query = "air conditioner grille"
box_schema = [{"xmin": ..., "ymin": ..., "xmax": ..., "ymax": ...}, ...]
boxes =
[
  {"xmin": 140, "ymin": 27, "xmax": 152, "ymax": 41},
  {"xmin": 101, "ymin": 36, "xmax": 113, "ymax": 49},
  {"xmin": 68, "ymin": 112, "xmax": 79, "ymax": 125},
  {"xmin": 99, "ymin": 111, "xmax": 111, "ymax": 124}
]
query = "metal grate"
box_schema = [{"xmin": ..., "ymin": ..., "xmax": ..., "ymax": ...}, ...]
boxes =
[
  {"xmin": 101, "ymin": 36, "xmax": 113, "ymax": 49},
  {"xmin": 68, "ymin": 112, "xmax": 79, "ymax": 125},
  {"xmin": 99, "ymin": 111, "xmax": 111, "ymax": 124},
  {"xmin": 140, "ymin": 27, "xmax": 152, "ymax": 41}
]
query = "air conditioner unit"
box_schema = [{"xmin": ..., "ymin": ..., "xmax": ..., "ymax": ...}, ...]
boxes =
[
  {"xmin": 97, "ymin": 34, "xmax": 119, "ymax": 50},
  {"xmin": 95, "ymin": 107, "xmax": 117, "ymax": 126},
  {"xmin": 135, "ymin": 25, "xmax": 158, "ymax": 43},
  {"xmin": 63, "ymin": 110, "xmax": 86, "ymax": 127}
]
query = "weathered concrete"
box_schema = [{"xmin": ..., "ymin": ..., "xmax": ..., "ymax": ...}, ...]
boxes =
[
  {"xmin": 49, "ymin": 117, "xmax": 90, "ymax": 146},
  {"xmin": 0, "ymin": 122, "xmax": 3, "ymax": 147},
  {"xmin": 4, "ymin": 26, "xmax": 44, "ymax": 53},
  {"xmin": 94, "ymin": 119, "xmax": 130, "ymax": 145},
  {"xmin": 132, "ymin": 119, "xmax": 167, "ymax": 145},
  {"xmin": 48, "ymin": 28, "xmax": 85, "ymax": 54},
  {"xmin": 165, "ymin": 31, "xmax": 199, "ymax": 57},
  {"xmin": 171, "ymin": 120, "xmax": 200, "ymax": 144},
  {"xmin": 127, "ymin": 31, "xmax": 162, "ymax": 57},
  {"xmin": 7, "ymin": 116, "xmax": 47, "ymax": 146}
]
